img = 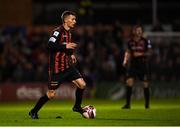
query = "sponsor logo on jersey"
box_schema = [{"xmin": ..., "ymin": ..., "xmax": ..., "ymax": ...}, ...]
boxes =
[{"xmin": 49, "ymin": 37, "xmax": 56, "ymax": 43}]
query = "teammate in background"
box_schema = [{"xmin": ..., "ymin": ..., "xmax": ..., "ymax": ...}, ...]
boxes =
[
  {"xmin": 122, "ymin": 25, "xmax": 152, "ymax": 109},
  {"xmin": 29, "ymin": 11, "xmax": 86, "ymax": 119}
]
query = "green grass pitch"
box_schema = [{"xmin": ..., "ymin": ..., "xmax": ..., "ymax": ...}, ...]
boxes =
[{"xmin": 0, "ymin": 98, "xmax": 180, "ymax": 126}]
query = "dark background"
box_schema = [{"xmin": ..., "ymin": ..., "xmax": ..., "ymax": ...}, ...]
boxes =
[{"xmin": 0, "ymin": 0, "xmax": 180, "ymax": 99}]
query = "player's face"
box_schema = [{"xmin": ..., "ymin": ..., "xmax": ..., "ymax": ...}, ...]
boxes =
[
  {"xmin": 134, "ymin": 27, "xmax": 143, "ymax": 37},
  {"xmin": 66, "ymin": 15, "xmax": 76, "ymax": 28}
]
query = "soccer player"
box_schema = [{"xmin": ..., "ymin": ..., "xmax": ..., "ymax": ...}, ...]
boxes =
[
  {"xmin": 122, "ymin": 25, "xmax": 152, "ymax": 109},
  {"xmin": 29, "ymin": 11, "xmax": 86, "ymax": 119}
]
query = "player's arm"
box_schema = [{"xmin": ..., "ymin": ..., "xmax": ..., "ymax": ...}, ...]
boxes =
[
  {"xmin": 48, "ymin": 31, "xmax": 77, "ymax": 52},
  {"xmin": 48, "ymin": 31, "xmax": 66, "ymax": 51},
  {"xmin": 123, "ymin": 40, "xmax": 131, "ymax": 67},
  {"xmin": 123, "ymin": 50, "xmax": 131, "ymax": 67},
  {"xmin": 144, "ymin": 39, "xmax": 153, "ymax": 56},
  {"xmin": 70, "ymin": 46, "xmax": 78, "ymax": 64},
  {"xmin": 71, "ymin": 54, "xmax": 77, "ymax": 64}
]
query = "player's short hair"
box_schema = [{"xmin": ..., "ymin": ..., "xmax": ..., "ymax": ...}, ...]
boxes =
[
  {"xmin": 130, "ymin": 24, "xmax": 143, "ymax": 37},
  {"xmin": 133, "ymin": 24, "xmax": 143, "ymax": 31},
  {"xmin": 61, "ymin": 11, "xmax": 76, "ymax": 23}
]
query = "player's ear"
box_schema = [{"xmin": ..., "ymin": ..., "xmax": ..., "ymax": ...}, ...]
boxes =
[{"xmin": 63, "ymin": 17, "xmax": 68, "ymax": 23}]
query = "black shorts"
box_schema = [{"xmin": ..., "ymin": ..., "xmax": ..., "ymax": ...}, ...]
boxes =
[
  {"xmin": 48, "ymin": 67, "xmax": 82, "ymax": 90},
  {"xmin": 127, "ymin": 57, "xmax": 150, "ymax": 81}
]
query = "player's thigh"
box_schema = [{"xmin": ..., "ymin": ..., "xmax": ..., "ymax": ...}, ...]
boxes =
[
  {"xmin": 66, "ymin": 67, "xmax": 85, "ymax": 89},
  {"xmin": 48, "ymin": 74, "xmax": 65, "ymax": 90},
  {"xmin": 72, "ymin": 78, "xmax": 86, "ymax": 89}
]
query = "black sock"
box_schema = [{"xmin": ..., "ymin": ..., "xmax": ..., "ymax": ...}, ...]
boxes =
[
  {"xmin": 31, "ymin": 94, "xmax": 49, "ymax": 113},
  {"xmin": 125, "ymin": 86, "xmax": 132, "ymax": 106},
  {"xmin": 144, "ymin": 87, "xmax": 150, "ymax": 107},
  {"xmin": 74, "ymin": 88, "xmax": 84, "ymax": 108}
]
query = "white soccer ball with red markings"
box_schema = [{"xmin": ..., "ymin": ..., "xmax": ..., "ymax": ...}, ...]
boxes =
[{"xmin": 82, "ymin": 105, "xmax": 96, "ymax": 119}]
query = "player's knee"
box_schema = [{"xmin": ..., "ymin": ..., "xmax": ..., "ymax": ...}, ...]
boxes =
[
  {"xmin": 79, "ymin": 81, "xmax": 86, "ymax": 89},
  {"xmin": 143, "ymin": 82, "xmax": 149, "ymax": 88},
  {"xmin": 73, "ymin": 78, "xmax": 86, "ymax": 89},
  {"xmin": 47, "ymin": 90, "xmax": 56, "ymax": 99},
  {"xmin": 126, "ymin": 78, "xmax": 134, "ymax": 86},
  {"xmin": 79, "ymin": 79, "xmax": 86, "ymax": 89}
]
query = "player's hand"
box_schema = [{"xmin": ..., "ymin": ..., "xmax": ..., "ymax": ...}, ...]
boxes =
[
  {"xmin": 122, "ymin": 61, "xmax": 128, "ymax": 68},
  {"xmin": 66, "ymin": 43, "xmax": 77, "ymax": 49},
  {"xmin": 71, "ymin": 55, "xmax": 77, "ymax": 64}
]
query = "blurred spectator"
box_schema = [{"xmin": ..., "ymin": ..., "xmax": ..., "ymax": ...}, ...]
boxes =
[
  {"xmin": 0, "ymin": 25, "xmax": 179, "ymax": 83},
  {"xmin": 151, "ymin": 20, "xmax": 164, "ymax": 32},
  {"xmin": 172, "ymin": 19, "xmax": 180, "ymax": 31},
  {"xmin": 77, "ymin": 0, "xmax": 94, "ymax": 25}
]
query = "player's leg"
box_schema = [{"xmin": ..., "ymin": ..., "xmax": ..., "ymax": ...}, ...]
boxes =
[
  {"xmin": 122, "ymin": 62, "xmax": 136, "ymax": 109},
  {"xmin": 29, "ymin": 81, "xmax": 59, "ymax": 119},
  {"xmin": 72, "ymin": 78, "xmax": 86, "ymax": 114},
  {"xmin": 142, "ymin": 81, "xmax": 150, "ymax": 109},
  {"xmin": 65, "ymin": 67, "xmax": 86, "ymax": 114},
  {"xmin": 122, "ymin": 77, "xmax": 134, "ymax": 109},
  {"xmin": 140, "ymin": 63, "xmax": 150, "ymax": 109}
]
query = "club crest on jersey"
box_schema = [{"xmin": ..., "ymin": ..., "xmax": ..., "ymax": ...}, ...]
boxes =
[{"xmin": 53, "ymin": 31, "xmax": 59, "ymax": 37}]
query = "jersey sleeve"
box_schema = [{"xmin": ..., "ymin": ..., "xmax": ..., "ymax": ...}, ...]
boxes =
[
  {"xmin": 48, "ymin": 30, "xmax": 66, "ymax": 52},
  {"xmin": 147, "ymin": 39, "xmax": 152, "ymax": 49},
  {"xmin": 145, "ymin": 39, "xmax": 153, "ymax": 57}
]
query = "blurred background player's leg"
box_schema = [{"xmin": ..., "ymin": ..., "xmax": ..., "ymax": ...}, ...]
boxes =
[
  {"xmin": 143, "ymin": 81, "xmax": 150, "ymax": 109},
  {"xmin": 122, "ymin": 78, "xmax": 134, "ymax": 109}
]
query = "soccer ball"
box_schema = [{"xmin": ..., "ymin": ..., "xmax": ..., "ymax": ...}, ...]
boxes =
[{"xmin": 82, "ymin": 105, "xmax": 96, "ymax": 119}]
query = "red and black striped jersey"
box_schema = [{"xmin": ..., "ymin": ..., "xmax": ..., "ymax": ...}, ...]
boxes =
[
  {"xmin": 127, "ymin": 37, "xmax": 152, "ymax": 58},
  {"xmin": 48, "ymin": 25, "xmax": 74, "ymax": 74}
]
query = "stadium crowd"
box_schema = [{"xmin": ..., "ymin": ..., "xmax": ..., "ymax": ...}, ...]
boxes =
[{"xmin": 0, "ymin": 23, "xmax": 180, "ymax": 83}]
